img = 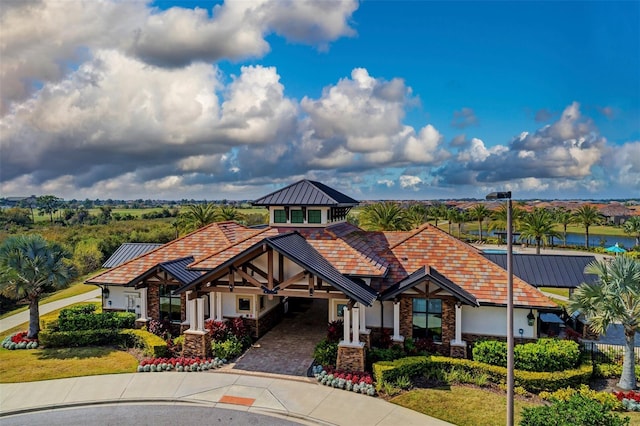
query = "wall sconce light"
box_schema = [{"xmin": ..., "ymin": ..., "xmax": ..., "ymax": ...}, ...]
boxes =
[
  {"xmin": 102, "ymin": 287, "xmax": 110, "ymax": 299},
  {"xmin": 309, "ymin": 288, "xmax": 314, "ymax": 297},
  {"xmin": 229, "ymin": 283, "xmax": 233, "ymax": 292},
  {"xmin": 108, "ymin": 300, "xmax": 112, "ymax": 307},
  {"xmin": 527, "ymin": 309, "xmax": 535, "ymax": 326}
]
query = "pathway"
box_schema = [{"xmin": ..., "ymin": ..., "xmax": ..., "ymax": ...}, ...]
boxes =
[
  {"xmin": 0, "ymin": 289, "xmax": 101, "ymax": 333},
  {"xmin": 232, "ymin": 299, "xmax": 328, "ymax": 376}
]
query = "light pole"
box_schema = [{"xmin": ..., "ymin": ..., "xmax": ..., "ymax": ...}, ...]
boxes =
[{"xmin": 486, "ymin": 191, "xmax": 513, "ymax": 426}]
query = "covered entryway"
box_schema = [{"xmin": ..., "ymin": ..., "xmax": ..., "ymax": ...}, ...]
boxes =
[{"xmin": 231, "ymin": 298, "xmax": 328, "ymax": 376}]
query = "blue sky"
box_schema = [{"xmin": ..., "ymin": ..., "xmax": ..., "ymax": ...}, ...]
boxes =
[{"xmin": 1, "ymin": 0, "xmax": 638, "ymax": 201}]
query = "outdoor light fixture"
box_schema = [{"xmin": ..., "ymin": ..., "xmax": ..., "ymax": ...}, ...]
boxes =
[
  {"xmin": 309, "ymin": 288, "xmax": 314, "ymax": 297},
  {"xmin": 486, "ymin": 190, "xmax": 514, "ymax": 426},
  {"xmin": 102, "ymin": 287, "xmax": 110, "ymax": 299},
  {"xmin": 527, "ymin": 309, "xmax": 535, "ymax": 326}
]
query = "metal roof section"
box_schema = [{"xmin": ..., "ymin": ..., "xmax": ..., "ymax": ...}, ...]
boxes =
[
  {"xmin": 482, "ymin": 254, "xmax": 597, "ymax": 288},
  {"xmin": 252, "ymin": 179, "xmax": 359, "ymax": 206},
  {"xmin": 380, "ymin": 266, "xmax": 479, "ymax": 306},
  {"xmin": 159, "ymin": 257, "xmax": 204, "ymax": 286},
  {"xmin": 102, "ymin": 243, "xmax": 163, "ymax": 268},
  {"xmin": 266, "ymin": 232, "xmax": 378, "ymax": 306}
]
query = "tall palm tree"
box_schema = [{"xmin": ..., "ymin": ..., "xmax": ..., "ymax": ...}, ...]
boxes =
[
  {"xmin": 359, "ymin": 202, "xmax": 410, "ymax": 231},
  {"xmin": 179, "ymin": 203, "xmax": 218, "ymax": 232},
  {"xmin": 623, "ymin": 216, "xmax": 640, "ymax": 247},
  {"xmin": 518, "ymin": 208, "xmax": 561, "ymax": 254},
  {"xmin": 553, "ymin": 207, "xmax": 572, "ymax": 246},
  {"xmin": 215, "ymin": 205, "xmax": 245, "ymax": 222},
  {"xmin": 429, "ymin": 202, "xmax": 447, "ymax": 228},
  {"xmin": 0, "ymin": 235, "xmax": 74, "ymax": 338},
  {"xmin": 469, "ymin": 204, "xmax": 491, "ymax": 242},
  {"xmin": 572, "ymin": 205, "xmax": 603, "ymax": 249},
  {"xmin": 446, "ymin": 207, "xmax": 458, "ymax": 235},
  {"xmin": 450, "ymin": 209, "xmax": 468, "ymax": 239},
  {"xmin": 406, "ymin": 203, "xmax": 429, "ymax": 229},
  {"xmin": 569, "ymin": 256, "xmax": 640, "ymax": 390}
]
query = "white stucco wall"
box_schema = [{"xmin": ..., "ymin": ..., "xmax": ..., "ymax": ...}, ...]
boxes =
[
  {"xmin": 103, "ymin": 285, "xmax": 142, "ymax": 317},
  {"xmin": 461, "ymin": 305, "xmax": 537, "ymax": 339},
  {"xmin": 258, "ymin": 295, "xmax": 281, "ymax": 318}
]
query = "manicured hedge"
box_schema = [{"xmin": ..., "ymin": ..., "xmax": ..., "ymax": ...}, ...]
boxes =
[
  {"xmin": 58, "ymin": 304, "xmax": 135, "ymax": 331},
  {"xmin": 373, "ymin": 355, "xmax": 593, "ymax": 393},
  {"xmin": 472, "ymin": 338, "xmax": 581, "ymax": 372},
  {"xmin": 39, "ymin": 328, "xmax": 168, "ymax": 358}
]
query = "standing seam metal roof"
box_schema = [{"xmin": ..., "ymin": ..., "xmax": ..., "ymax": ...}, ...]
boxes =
[
  {"xmin": 159, "ymin": 257, "xmax": 204, "ymax": 286},
  {"xmin": 102, "ymin": 243, "xmax": 163, "ymax": 268},
  {"xmin": 252, "ymin": 179, "xmax": 359, "ymax": 206},
  {"xmin": 482, "ymin": 254, "xmax": 597, "ymax": 288}
]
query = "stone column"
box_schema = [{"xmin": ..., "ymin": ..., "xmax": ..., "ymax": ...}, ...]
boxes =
[
  {"xmin": 196, "ymin": 297, "xmax": 205, "ymax": 331},
  {"xmin": 343, "ymin": 307, "xmax": 351, "ymax": 344},
  {"xmin": 392, "ymin": 301, "xmax": 404, "ymax": 342}
]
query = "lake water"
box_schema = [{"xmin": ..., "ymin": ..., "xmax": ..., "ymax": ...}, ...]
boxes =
[{"xmin": 470, "ymin": 230, "xmax": 636, "ymax": 249}]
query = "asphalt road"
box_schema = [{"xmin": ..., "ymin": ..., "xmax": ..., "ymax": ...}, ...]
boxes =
[{"xmin": 1, "ymin": 403, "xmax": 305, "ymax": 426}]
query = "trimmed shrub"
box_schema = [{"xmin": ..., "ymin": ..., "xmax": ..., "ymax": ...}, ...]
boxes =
[
  {"xmin": 472, "ymin": 338, "xmax": 580, "ymax": 372},
  {"xmin": 372, "ymin": 355, "xmax": 593, "ymax": 393},
  {"xmin": 519, "ymin": 394, "xmax": 630, "ymax": 426},
  {"xmin": 58, "ymin": 305, "xmax": 135, "ymax": 331},
  {"xmin": 122, "ymin": 329, "xmax": 169, "ymax": 358},
  {"xmin": 314, "ymin": 339, "xmax": 339, "ymax": 367},
  {"xmin": 39, "ymin": 328, "xmax": 169, "ymax": 357}
]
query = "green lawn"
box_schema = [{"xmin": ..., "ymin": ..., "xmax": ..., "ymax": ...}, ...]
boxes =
[
  {"xmin": 0, "ymin": 346, "xmax": 138, "ymax": 383},
  {"xmin": 391, "ymin": 385, "xmax": 640, "ymax": 426},
  {"xmin": 539, "ymin": 287, "xmax": 569, "ymax": 298}
]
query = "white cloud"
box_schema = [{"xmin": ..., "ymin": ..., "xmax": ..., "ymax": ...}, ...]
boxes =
[{"xmin": 399, "ymin": 175, "xmax": 422, "ymax": 190}]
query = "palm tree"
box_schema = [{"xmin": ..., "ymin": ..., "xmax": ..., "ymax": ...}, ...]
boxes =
[
  {"xmin": 569, "ymin": 256, "xmax": 640, "ymax": 390},
  {"xmin": 572, "ymin": 205, "xmax": 603, "ymax": 249},
  {"xmin": 518, "ymin": 208, "xmax": 561, "ymax": 254},
  {"xmin": 429, "ymin": 202, "xmax": 447, "ymax": 228},
  {"xmin": 450, "ymin": 209, "xmax": 468, "ymax": 239},
  {"xmin": 554, "ymin": 208, "xmax": 572, "ymax": 246},
  {"xmin": 359, "ymin": 202, "xmax": 410, "ymax": 231},
  {"xmin": 0, "ymin": 235, "xmax": 74, "ymax": 338},
  {"xmin": 179, "ymin": 203, "xmax": 218, "ymax": 232},
  {"xmin": 469, "ymin": 204, "xmax": 491, "ymax": 242},
  {"xmin": 446, "ymin": 207, "xmax": 458, "ymax": 234},
  {"xmin": 623, "ymin": 216, "xmax": 640, "ymax": 247},
  {"xmin": 215, "ymin": 205, "xmax": 245, "ymax": 222},
  {"xmin": 406, "ymin": 203, "xmax": 429, "ymax": 229}
]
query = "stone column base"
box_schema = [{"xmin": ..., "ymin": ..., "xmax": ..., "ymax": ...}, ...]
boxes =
[
  {"xmin": 134, "ymin": 318, "xmax": 148, "ymax": 329},
  {"xmin": 450, "ymin": 342, "xmax": 467, "ymax": 358},
  {"xmin": 336, "ymin": 342, "xmax": 366, "ymax": 372},
  {"xmin": 359, "ymin": 329, "xmax": 372, "ymax": 348},
  {"xmin": 183, "ymin": 330, "xmax": 212, "ymax": 358}
]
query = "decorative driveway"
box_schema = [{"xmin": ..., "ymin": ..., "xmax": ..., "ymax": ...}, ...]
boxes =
[{"xmin": 232, "ymin": 298, "xmax": 328, "ymax": 376}]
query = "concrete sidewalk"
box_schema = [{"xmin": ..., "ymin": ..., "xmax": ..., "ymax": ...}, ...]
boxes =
[
  {"xmin": 0, "ymin": 372, "xmax": 451, "ymax": 425},
  {"xmin": 0, "ymin": 289, "xmax": 101, "ymax": 333}
]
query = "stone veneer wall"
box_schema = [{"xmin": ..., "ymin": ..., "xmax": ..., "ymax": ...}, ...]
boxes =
[
  {"xmin": 399, "ymin": 297, "xmax": 413, "ymax": 338},
  {"xmin": 147, "ymin": 285, "xmax": 159, "ymax": 321},
  {"xmin": 256, "ymin": 304, "xmax": 284, "ymax": 338},
  {"xmin": 336, "ymin": 345, "xmax": 366, "ymax": 372},
  {"xmin": 183, "ymin": 331, "xmax": 212, "ymax": 358},
  {"xmin": 439, "ymin": 298, "xmax": 456, "ymax": 356}
]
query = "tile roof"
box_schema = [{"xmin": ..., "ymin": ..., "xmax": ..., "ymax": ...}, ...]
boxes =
[
  {"xmin": 87, "ymin": 222, "xmax": 259, "ymax": 285},
  {"xmin": 482, "ymin": 253, "xmax": 598, "ymax": 288},
  {"xmin": 252, "ymin": 179, "xmax": 359, "ymax": 206},
  {"xmin": 383, "ymin": 224, "xmax": 556, "ymax": 308},
  {"xmin": 102, "ymin": 243, "xmax": 163, "ymax": 268}
]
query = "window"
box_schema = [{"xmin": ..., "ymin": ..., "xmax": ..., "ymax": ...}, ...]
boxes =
[
  {"xmin": 308, "ymin": 209, "xmax": 321, "ymax": 224},
  {"xmin": 236, "ymin": 296, "xmax": 252, "ymax": 313},
  {"xmin": 412, "ymin": 298, "xmax": 442, "ymax": 342},
  {"xmin": 159, "ymin": 285, "xmax": 181, "ymax": 323},
  {"xmin": 291, "ymin": 209, "xmax": 304, "ymax": 223},
  {"xmin": 274, "ymin": 209, "xmax": 287, "ymax": 223}
]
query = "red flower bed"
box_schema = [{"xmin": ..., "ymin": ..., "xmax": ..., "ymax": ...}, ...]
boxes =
[
  {"xmin": 614, "ymin": 390, "xmax": 640, "ymax": 403},
  {"xmin": 11, "ymin": 331, "xmax": 37, "ymax": 344},
  {"xmin": 322, "ymin": 367, "xmax": 374, "ymax": 385}
]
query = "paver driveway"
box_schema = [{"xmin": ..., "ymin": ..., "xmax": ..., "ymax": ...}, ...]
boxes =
[{"xmin": 232, "ymin": 298, "xmax": 328, "ymax": 376}]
